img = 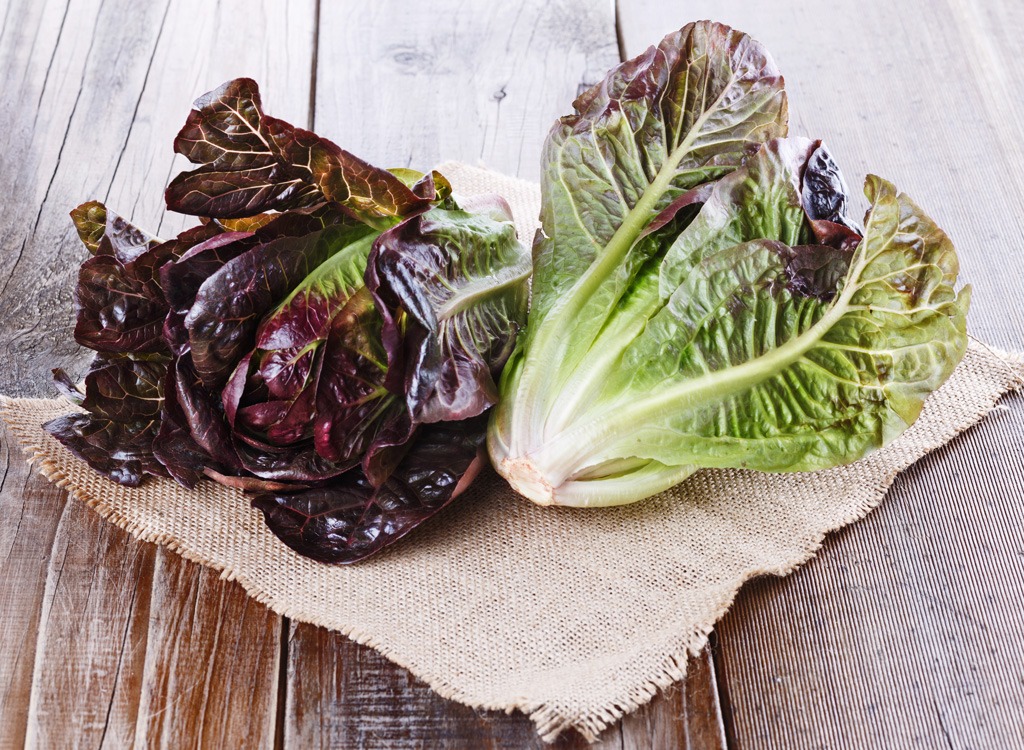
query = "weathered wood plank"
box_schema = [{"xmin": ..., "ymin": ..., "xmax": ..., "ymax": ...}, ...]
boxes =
[
  {"xmin": 131, "ymin": 554, "xmax": 281, "ymax": 748},
  {"xmin": 715, "ymin": 397, "xmax": 1024, "ymax": 748},
  {"xmin": 285, "ymin": 626, "xmax": 548, "ymax": 750},
  {"xmin": 0, "ymin": 1, "xmax": 316, "ymax": 748},
  {"xmin": 21, "ymin": 497, "xmax": 156, "ymax": 748},
  {"xmin": 0, "ymin": 1, "xmax": 171, "ymax": 743},
  {"xmin": 620, "ymin": 645, "xmax": 727, "ymax": 750},
  {"xmin": 285, "ymin": 623, "xmax": 726, "ymax": 749},
  {"xmin": 311, "ymin": 0, "xmax": 619, "ymax": 181},
  {"xmin": 18, "ymin": 502, "xmax": 283, "ymax": 749},
  {"xmin": 0, "ymin": 427, "xmax": 69, "ymax": 750},
  {"xmin": 0, "ymin": 0, "xmax": 174, "ymax": 397},
  {"xmin": 618, "ymin": 1, "xmax": 1024, "ymax": 747}
]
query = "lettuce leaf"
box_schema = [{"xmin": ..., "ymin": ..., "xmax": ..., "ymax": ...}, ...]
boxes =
[
  {"xmin": 252, "ymin": 415, "xmax": 486, "ymax": 564},
  {"xmin": 71, "ymin": 203, "xmax": 175, "ymax": 354},
  {"xmin": 45, "ymin": 352, "xmax": 169, "ymax": 486},
  {"xmin": 165, "ymin": 78, "xmax": 430, "ymax": 224},
  {"xmin": 368, "ymin": 195, "xmax": 532, "ymax": 424}
]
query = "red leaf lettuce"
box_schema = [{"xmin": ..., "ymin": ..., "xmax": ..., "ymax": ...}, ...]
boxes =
[{"xmin": 47, "ymin": 79, "xmax": 530, "ymax": 563}]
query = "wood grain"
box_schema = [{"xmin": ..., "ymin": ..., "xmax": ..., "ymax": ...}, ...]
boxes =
[
  {"xmin": 714, "ymin": 397, "xmax": 1024, "ymax": 748},
  {"xmin": 285, "ymin": 625, "xmax": 546, "ymax": 749},
  {"xmin": 0, "ymin": 426, "xmax": 68, "ymax": 750},
  {"xmin": 619, "ymin": 644, "xmax": 727, "ymax": 750},
  {"xmin": 618, "ymin": 1, "xmax": 1024, "ymax": 747},
  {"xmin": 20, "ymin": 497, "xmax": 155, "ymax": 749},
  {"xmin": 312, "ymin": 0, "xmax": 620, "ymax": 180},
  {"xmin": 285, "ymin": 623, "xmax": 726, "ymax": 749},
  {"xmin": 13, "ymin": 495, "xmax": 282, "ymax": 749},
  {"xmin": 131, "ymin": 554, "xmax": 281, "ymax": 748},
  {"xmin": 0, "ymin": 0, "xmax": 174, "ymax": 397}
]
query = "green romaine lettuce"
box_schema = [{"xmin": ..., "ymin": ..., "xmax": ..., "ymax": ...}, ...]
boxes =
[{"xmin": 488, "ymin": 24, "xmax": 968, "ymax": 507}]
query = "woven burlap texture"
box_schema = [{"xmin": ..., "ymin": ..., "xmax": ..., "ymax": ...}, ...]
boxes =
[{"xmin": 3, "ymin": 163, "xmax": 1022, "ymax": 743}]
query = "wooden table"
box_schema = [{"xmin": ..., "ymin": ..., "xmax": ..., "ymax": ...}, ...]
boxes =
[{"xmin": 2, "ymin": 1, "xmax": 1022, "ymax": 747}]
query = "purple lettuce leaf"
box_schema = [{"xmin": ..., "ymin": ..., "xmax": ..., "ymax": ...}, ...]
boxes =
[
  {"xmin": 45, "ymin": 352, "xmax": 170, "ymax": 486},
  {"xmin": 222, "ymin": 237, "xmax": 407, "ymax": 485},
  {"xmin": 367, "ymin": 196, "xmax": 531, "ymax": 424},
  {"xmin": 160, "ymin": 206, "xmax": 346, "ymax": 356},
  {"xmin": 801, "ymin": 143, "xmax": 862, "ymax": 231},
  {"xmin": 70, "ymin": 202, "xmax": 179, "ymax": 354},
  {"xmin": 171, "ymin": 349, "xmax": 353, "ymax": 485},
  {"xmin": 228, "ymin": 230, "xmax": 379, "ymax": 449},
  {"xmin": 70, "ymin": 200, "xmax": 161, "ymax": 264},
  {"xmin": 800, "ymin": 143, "xmax": 864, "ymax": 251},
  {"xmin": 53, "ymin": 353, "xmax": 166, "ymax": 422},
  {"xmin": 252, "ymin": 415, "xmax": 487, "ymax": 564},
  {"xmin": 312, "ymin": 286, "xmax": 410, "ymax": 486},
  {"xmin": 165, "ymin": 78, "xmax": 430, "ymax": 225},
  {"xmin": 167, "ymin": 353, "xmax": 240, "ymax": 470},
  {"xmin": 44, "ymin": 413, "xmax": 167, "ymax": 487},
  {"xmin": 160, "ymin": 227, "xmax": 255, "ymax": 355},
  {"xmin": 151, "ymin": 411, "xmax": 208, "ymax": 488},
  {"xmin": 185, "ymin": 224, "xmax": 360, "ymax": 390}
]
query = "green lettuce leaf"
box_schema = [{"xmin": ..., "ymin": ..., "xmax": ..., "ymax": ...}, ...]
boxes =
[{"xmin": 497, "ymin": 21, "xmax": 789, "ymax": 469}]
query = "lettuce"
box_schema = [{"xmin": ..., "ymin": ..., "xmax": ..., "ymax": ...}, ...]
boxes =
[
  {"xmin": 488, "ymin": 23, "xmax": 968, "ymax": 507},
  {"xmin": 48, "ymin": 79, "xmax": 531, "ymax": 562}
]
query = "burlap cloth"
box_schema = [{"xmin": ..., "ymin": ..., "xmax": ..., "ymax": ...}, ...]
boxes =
[{"xmin": 2, "ymin": 164, "xmax": 1022, "ymax": 742}]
